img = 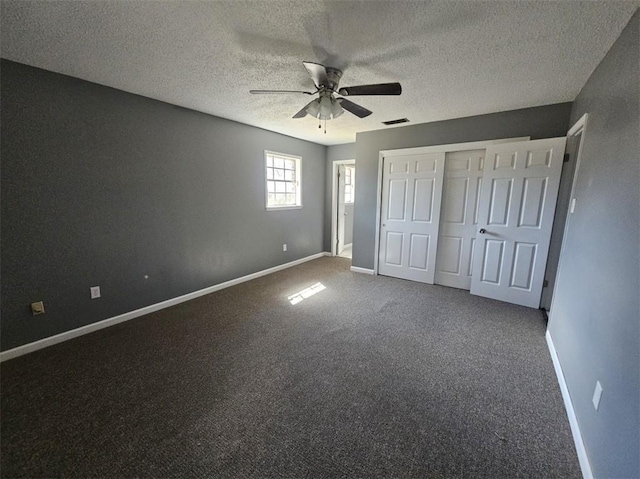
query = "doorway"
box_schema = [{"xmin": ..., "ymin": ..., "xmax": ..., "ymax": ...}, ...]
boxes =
[
  {"xmin": 545, "ymin": 114, "xmax": 589, "ymax": 313},
  {"xmin": 331, "ymin": 159, "xmax": 355, "ymax": 259}
]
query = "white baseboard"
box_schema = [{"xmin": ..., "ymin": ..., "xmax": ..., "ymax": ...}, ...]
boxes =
[
  {"xmin": 1, "ymin": 252, "xmax": 328, "ymax": 362},
  {"xmin": 350, "ymin": 266, "xmax": 374, "ymax": 275},
  {"xmin": 546, "ymin": 330, "xmax": 593, "ymax": 479}
]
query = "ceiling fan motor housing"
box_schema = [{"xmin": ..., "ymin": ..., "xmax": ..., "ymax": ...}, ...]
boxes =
[{"xmin": 323, "ymin": 67, "xmax": 343, "ymax": 91}]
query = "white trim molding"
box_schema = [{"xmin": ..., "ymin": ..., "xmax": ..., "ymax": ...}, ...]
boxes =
[
  {"xmin": 350, "ymin": 266, "xmax": 374, "ymax": 275},
  {"xmin": 1, "ymin": 252, "xmax": 329, "ymax": 362},
  {"xmin": 567, "ymin": 113, "xmax": 589, "ymax": 137},
  {"xmin": 546, "ymin": 330, "xmax": 594, "ymax": 479}
]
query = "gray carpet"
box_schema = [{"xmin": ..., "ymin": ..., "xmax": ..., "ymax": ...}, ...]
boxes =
[{"xmin": 1, "ymin": 257, "xmax": 580, "ymax": 478}]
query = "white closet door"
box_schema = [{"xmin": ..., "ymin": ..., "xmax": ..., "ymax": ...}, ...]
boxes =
[
  {"xmin": 378, "ymin": 152, "xmax": 445, "ymax": 283},
  {"xmin": 435, "ymin": 149, "xmax": 485, "ymax": 290},
  {"xmin": 471, "ymin": 137, "xmax": 566, "ymax": 308}
]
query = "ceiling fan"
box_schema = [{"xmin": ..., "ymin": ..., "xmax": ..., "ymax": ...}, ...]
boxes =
[{"xmin": 250, "ymin": 61, "xmax": 401, "ymax": 131}]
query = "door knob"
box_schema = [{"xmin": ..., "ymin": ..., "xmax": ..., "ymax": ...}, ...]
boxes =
[{"xmin": 479, "ymin": 228, "xmax": 486, "ymax": 234}]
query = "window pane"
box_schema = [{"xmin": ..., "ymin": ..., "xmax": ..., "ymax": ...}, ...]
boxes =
[
  {"xmin": 345, "ymin": 185, "xmax": 353, "ymax": 203},
  {"xmin": 265, "ymin": 153, "xmax": 301, "ymax": 208}
]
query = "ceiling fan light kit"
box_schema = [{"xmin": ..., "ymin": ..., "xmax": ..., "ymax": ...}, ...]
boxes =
[
  {"xmin": 304, "ymin": 92, "xmax": 344, "ymax": 121},
  {"xmin": 250, "ymin": 61, "xmax": 402, "ymax": 133}
]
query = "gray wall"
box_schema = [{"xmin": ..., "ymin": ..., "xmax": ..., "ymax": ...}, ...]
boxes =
[
  {"xmin": 323, "ymin": 143, "xmax": 356, "ymax": 252},
  {"xmin": 1, "ymin": 60, "xmax": 326, "ymax": 351},
  {"xmin": 548, "ymin": 11, "xmax": 639, "ymax": 478},
  {"xmin": 352, "ymin": 103, "xmax": 573, "ymax": 270}
]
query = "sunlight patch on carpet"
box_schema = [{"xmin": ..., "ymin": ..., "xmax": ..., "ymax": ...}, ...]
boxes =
[{"xmin": 288, "ymin": 282, "xmax": 326, "ymax": 305}]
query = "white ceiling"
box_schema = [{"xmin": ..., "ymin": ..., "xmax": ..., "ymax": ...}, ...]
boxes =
[{"xmin": 1, "ymin": 1, "xmax": 637, "ymax": 146}]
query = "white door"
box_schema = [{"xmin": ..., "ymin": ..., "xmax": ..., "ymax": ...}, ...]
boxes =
[
  {"xmin": 337, "ymin": 165, "xmax": 346, "ymax": 255},
  {"xmin": 471, "ymin": 137, "xmax": 566, "ymax": 308},
  {"xmin": 378, "ymin": 152, "xmax": 445, "ymax": 283},
  {"xmin": 435, "ymin": 149, "xmax": 485, "ymax": 290}
]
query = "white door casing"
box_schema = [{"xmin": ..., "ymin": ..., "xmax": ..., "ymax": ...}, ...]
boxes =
[
  {"xmin": 378, "ymin": 152, "xmax": 445, "ymax": 283},
  {"xmin": 470, "ymin": 137, "xmax": 567, "ymax": 308},
  {"xmin": 435, "ymin": 149, "xmax": 485, "ymax": 290},
  {"xmin": 337, "ymin": 165, "xmax": 346, "ymax": 255}
]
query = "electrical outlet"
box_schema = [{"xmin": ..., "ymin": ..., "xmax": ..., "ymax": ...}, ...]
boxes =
[
  {"xmin": 90, "ymin": 286, "xmax": 101, "ymax": 299},
  {"xmin": 592, "ymin": 381, "xmax": 603, "ymax": 410},
  {"xmin": 31, "ymin": 301, "xmax": 45, "ymax": 316},
  {"xmin": 283, "ymin": 244, "xmax": 287, "ymax": 252}
]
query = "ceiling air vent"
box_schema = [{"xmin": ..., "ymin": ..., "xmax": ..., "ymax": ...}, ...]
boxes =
[{"xmin": 382, "ymin": 118, "xmax": 409, "ymax": 125}]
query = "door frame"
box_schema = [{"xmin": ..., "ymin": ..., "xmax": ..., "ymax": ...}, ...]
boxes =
[
  {"xmin": 548, "ymin": 113, "xmax": 589, "ymax": 316},
  {"xmin": 374, "ymin": 138, "xmax": 530, "ymax": 275},
  {"xmin": 331, "ymin": 159, "xmax": 355, "ymax": 256}
]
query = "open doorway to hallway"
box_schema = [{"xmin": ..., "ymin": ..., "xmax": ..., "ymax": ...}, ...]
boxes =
[{"xmin": 331, "ymin": 159, "xmax": 355, "ymax": 260}]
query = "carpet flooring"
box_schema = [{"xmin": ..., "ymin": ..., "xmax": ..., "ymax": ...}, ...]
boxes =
[{"xmin": 1, "ymin": 257, "xmax": 580, "ymax": 478}]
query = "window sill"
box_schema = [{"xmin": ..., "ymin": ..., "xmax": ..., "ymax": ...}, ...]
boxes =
[{"xmin": 266, "ymin": 205, "xmax": 303, "ymax": 211}]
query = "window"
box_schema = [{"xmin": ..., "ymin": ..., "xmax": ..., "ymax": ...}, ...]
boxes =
[
  {"xmin": 344, "ymin": 166, "xmax": 355, "ymax": 204},
  {"xmin": 265, "ymin": 151, "xmax": 302, "ymax": 209}
]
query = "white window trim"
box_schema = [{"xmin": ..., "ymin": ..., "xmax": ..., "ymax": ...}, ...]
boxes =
[{"xmin": 264, "ymin": 150, "xmax": 302, "ymax": 210}]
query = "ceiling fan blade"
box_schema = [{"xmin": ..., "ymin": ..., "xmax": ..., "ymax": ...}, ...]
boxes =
[
  {"xmin": 338, "ymin": 82, "xmax": 402, "ymax": 96},
  {"xmin": 303, "ymin": 61, "xmax": 329, "ymax": 89},
  {"xmin": 292, "ymin": 109, "xmax": 308, "ymax": 119},
  {"xmin": 250, "ymin": 89, "xmax": 315, "ymax": 95},
  {"xmin": 293, "ymin": 100, "xmax": 317, "ymax": 119},
  {"xmin": 338, "ymin": 98, "xmax": 372, "ymax": 118}
]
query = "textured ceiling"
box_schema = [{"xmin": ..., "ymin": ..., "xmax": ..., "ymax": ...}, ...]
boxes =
[{"xmin": 1, "ymin": 1, "xmax": 637, "ymax": 145}]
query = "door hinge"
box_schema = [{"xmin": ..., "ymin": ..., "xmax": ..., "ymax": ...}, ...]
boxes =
[
  {"xmin": 563, "ymin": 153, "xmax": 570, "ymax": 163},
  {"xmin": 543, "ymin": 279, "xmax": 549, "ymax": 287}
]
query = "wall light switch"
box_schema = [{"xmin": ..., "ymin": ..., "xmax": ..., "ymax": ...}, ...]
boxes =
[
  {"xmin": 283, "ymin": 244, "xmax": 287, "ymax": 252},
  {"xmin": 90, "ymin": 286, "xmax": 101, "ymax": 299},
  {"xmin": 592, "ymin": 381, "xmax": 603, "ymax": 411},
  {"xmin": 31, "ymin": 301, "xmax": 45, "ymax": 316},
  {"xmin": 570, "ymin": 198, "xmax": 577, "ymax": 214}
]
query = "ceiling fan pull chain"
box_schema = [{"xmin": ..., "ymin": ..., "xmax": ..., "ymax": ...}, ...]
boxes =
[{"xmin": 324, "ymin": 118, "xmax": 327, "ymax": 134}]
